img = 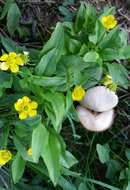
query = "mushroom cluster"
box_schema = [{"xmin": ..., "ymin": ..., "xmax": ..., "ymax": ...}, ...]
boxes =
[{"xmin": 77, "ymin": 86, "xmax": 119, "ymax": 132}]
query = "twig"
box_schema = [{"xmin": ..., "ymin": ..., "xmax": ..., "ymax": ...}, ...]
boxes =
[{"xmin": 118, "ymin": 9, "xmax": 130, "ymax": 22}]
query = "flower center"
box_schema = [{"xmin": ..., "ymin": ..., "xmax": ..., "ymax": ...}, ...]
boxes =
[{"xmin": 24, "ymin": 105, "xmax": 29, "ymax": 111}]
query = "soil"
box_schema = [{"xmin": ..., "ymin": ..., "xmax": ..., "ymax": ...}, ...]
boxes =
[{"xmin": 16, "ymin": 0, "xmax": 130, "ymax": 44}]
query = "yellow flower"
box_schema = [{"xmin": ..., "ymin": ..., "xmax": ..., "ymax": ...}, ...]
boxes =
[
  {"xmin": 14, "ymin": 96, "xmax": 38, "ymax": 120},
  {"xmin": 72, "ymin": 85, "xmax": 85, "ymax": 101},
  {"xmin": 101, "ymin": 15, "xmax": 117, "ymax": 30},
  {"xmin": 102, "ymin": 74, "xmax": 117, "ymax": 92},
  {"xmin": 27, "ymin": 148, "xmax": 32, "ymax": 156},
  {"xmin": 0, "ymin": 51, "xmax": 29, "ymax": 73},
  {"xmin": 102, "ymin": 74, "xmax": 113, "ymax": 86},
  {"xmin": 0, "ymin": 150, "xmax": 12, "ymax": 166}
]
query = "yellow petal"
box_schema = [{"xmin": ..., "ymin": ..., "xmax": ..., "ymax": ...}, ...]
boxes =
[
  {"xmin": 0, "ymin": 54, "xmax": 8, "ymax": 61},
  {"xmin": 28, "ymin": 109, "xmax": 37, "ymax": 117},
  {"xmin": 22, "ymin": 96, "xmax": 30, "ymax": 104},
  {"xmin": 0, "ymin": 150, "xmax": 12, "ymax": 166},
  {"xmin": 0, "ymin": 62, "xmax": 9, "ymax": 71},
  {"xmin": 72, "ymin": 86, "xmax": 85, "ymax": 101},
  {"xmin": 15, "ymin": 56, "xmax": 24, "ymax": 66},
  {"xmin": 101, "ymin": 15, "xmax": 117, "ymax": 30},
  {"xmin": 14, "ymin": 99, "xmax": 23, "ymax": 111},
  {"xmin": 10, "ymin": 63, "xmax": 19, "ymax": 73},
  {"xmin": 9, "ymin": 52, "xmax": 17, "ymax": 58},
  {"xmin": 19, "ymin": 111, "xmax": 28, "ymax": 120},
  {"xmin": 27, "ymin": 148, "xmax": 32, "ymax": 156},
  {"xmin": 30, "ymin": 101, "xmax": 38, "ymax": 109}
]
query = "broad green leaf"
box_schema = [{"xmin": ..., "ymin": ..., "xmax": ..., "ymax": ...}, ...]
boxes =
[
  {"xmin": 78, "ymin": 183, "xmax": 88, "ymax": 190},
  {"xmin": 35, "ymin": 48, "xmax": 62, "ymax": 76},
  {"xmin": 99, "ymin": 28, "xmax": 121, "ymax": 49},
  {"xmin": 58, "ymin": 176, "xmax": 77, "ymax": 190},
  {"xmin": 30, "ymin": 75, "xmax": 66, "ymax": 87},
  {"xmin": 96, "ymin": 144, "xmax": 110, "ymax": 164},
  {"xmin": 41, "ymin": 129, "xmax": 61, "ymax": 185},
  {"xmin": 83, "ymin": 4, "xmax": 97, "ymax": 33},
  {"xmin": 101, "ymin": 48, "xmax": 123, "ymax": 61},
  {"xmin": 89, "ymin": 20, "xmax": 105, "ymax": 44},
  {"xmin": 119, "ymin": 29, "xmax": 128, "ymax": 47},
  {"xmin": 40, "ymin": 22, "xmax": 64, "ymax": 56},
  {"xmin": 43, "ymin": 92, "xmax": 65, "ymax": 132},
  {"xmin": 83, "ymin": 51, "xmax": 99, "ymax": 62},
  {"xmin": 60, "ymin": 151, "xmax": 78, "ymax": 168},
  {"xmin": 102, "ymin": 46, "xmax": 130, "ymax": 61},
  {"xmin": 0, "ymin": 72, "xmax": 12, "ymax": 88},
  {"xmin": 32, "ymin": 124, "xmax": 49, "ymax": 162},
  {"xmin": 120, "ymin": 45, "xmax": 130, "ymax": 59},
  {"xmin": 13, "ymin": 136, "xmax": 33, "ymax": 162},
  {"xmin": 106, "ymin": 159, "xmax": 121, "ymax": 179},
  {"xmin": 101, "ymin": 6, "xmax": 116, "ymax": 16},
  {"xmin": 75, "ymin": 2, "xmax": 86, "ymax": 32},
  {"xmin": 12, "ymin": 153, "xmax": 26, "ymax": 184},
  {"xmin": 0, "ymin": 35, "xmax": 25, "ymax": 52},
  {"xmin": 7, "ymin": 3, "xmax": 21, "ymax": 36},
  {"xmin": 0, "ymin": 0, "xmax": 14, "ymax": 20},
  {"xmin": 107, "ymin": 63, "xmax": 129, "ymax": 88},
  {"xmin": 68, "ymin": 39, "xmax": 81, "ymax": 54}
]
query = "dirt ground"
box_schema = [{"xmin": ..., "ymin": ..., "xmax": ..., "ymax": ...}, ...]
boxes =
[{"xmin": 15, "ymin": 0, "xmax": 130, "ymax": 46}]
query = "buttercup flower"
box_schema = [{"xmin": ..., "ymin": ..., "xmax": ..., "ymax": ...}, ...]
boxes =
[
  {"xmin": 0, "ymin": 51, "xmax": 29, "ymax": 73},
  {"xmin": 27, "ymin": 148, "xmax": 32, "ymax": 156},
  {"xmin": 0, "ymin": 150, "xmax": 12, "ymax": 167},
  {"xmin": 102, "ymin": 74, "xmax": 117, "ymax": 92},
  {"xmin": 72, "ymin": 85, "xmax": 85, "ymax": 101},
  {"xmin": 14, "ymin": 96, "xmax": 38, "ymax": 120},
  {"xmin": 101, "ymin": 15, "xmax": 117, "ymax": 30}
]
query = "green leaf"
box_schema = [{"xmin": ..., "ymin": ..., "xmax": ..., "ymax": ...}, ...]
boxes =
[
  {"xmin": 99, "ymin": 28, "xmax": 121, "ymax": 49},
  {"xmin": 30, "ymin": 75, "xmax": 66, "ymax": 87},
  {"xmin": 83, "ymin": 4, "xmax": 97, "ymax": 33},
  {"xmin": 12, "ymin": 153, "xmax": 26, "ymax": 184},
  {"xmin": 35, "ymin": 48, "xmax": 62, "ymax": 76},
  {"xmin": 41, "ymin": 129, "xmax": 61, "ymax": 185},
  {"xmin": 106, "ymin": 159, "xmax": 121, "ymax": 179},
  {"xmin": 89, "ymin": 20, "xmax": 105, "ymax": 44},
  {"xmin": 101, "ymin": 48, "xmax": 123, "ymax": 61},
  {"xmin": 58, "ymin": 176, "xmax": 77, "ymax": 190},
  {"xmin": 75, "ymin": 2, "xmax": 86, "ymax": 32},
  {"xmin": 32, "ymin": 124, "xmax": 49, "ymax": 163},
  {"xmin": 96, "ymin": 144, "xmax": 110, "ymax": 164},
  {"xmin": 0, "ymin": 125, "xmax": 9, "ymax": 148},
  {"xmin": 40, "ymin": 22, "xmax": 64, "ymax": 56},
  {"xmin": 13, "ymin": 136, "xmax": 33, "ymax": 162},
  {"xmin": 0, "ymin": 72, "xmax": 12, "ymax": 88},
  {"xmin": 78, "ymin": 183, "xmax": 88, "ymax": 190},
  {"xmin": 120, "ymin": 45, "xmax": 130, "ymax": 59},
  {"xmin": 60, "ymin": 151, "xmax": 78, "ymax": 168},
  {"xmin": 0, "ymin": 0, "xmax": 14, "ymax": 20},
  {"xmin": 7, "ymin": 3, "xmax": 21, "ymax": 36},
  {"xmin": 43, "ymin": 92, "xmax": 65, "ymax": 132},
  {"xmin": 0, "ymin": 35, "xmax": 25, "ymax": 52},
  {"xmin": 125, "ymin": 149, "xmax": 130, "ymax": 160},
  {"xmin": 107, "ymin": 63, "xmax": 129, "ymax": 88},
  {"xmin": 83, "ymin": 51, "xmax": 99, "ymax": 62}
]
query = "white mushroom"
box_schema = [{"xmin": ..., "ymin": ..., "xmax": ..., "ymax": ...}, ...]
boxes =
[
  {"xmin": 77, "ymin": 106, "xmax": 114, "ymax": 132},
  {"xmin": 80, "ymin": 86, "xmax": 118, "ymax": 112}
]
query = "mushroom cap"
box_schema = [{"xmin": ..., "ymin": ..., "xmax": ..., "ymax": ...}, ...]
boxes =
[
  {"xmin": 80, "ymin": 86, "xmax": 118, "ymax": 112},
  {"xmin": 77, "ymin": 106, "xmax": 115, "ymax": 132}
]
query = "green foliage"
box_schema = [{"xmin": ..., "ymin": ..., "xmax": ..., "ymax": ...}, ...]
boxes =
[{"xmin": 0, "ymin": 2, "xmax": 129, "ymax": 190}]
